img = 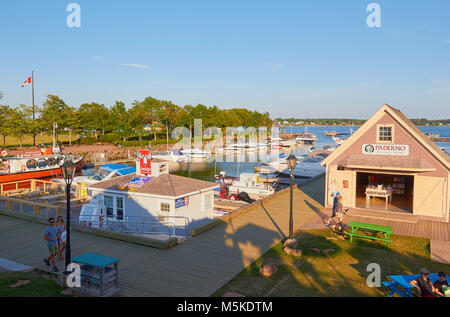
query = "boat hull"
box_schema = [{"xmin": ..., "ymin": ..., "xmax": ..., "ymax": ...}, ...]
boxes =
[{"xmin": 0, "ymin": 160, "xmax": 83, "ymax": 189}]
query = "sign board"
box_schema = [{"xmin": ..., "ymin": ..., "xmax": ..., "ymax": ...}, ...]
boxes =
[
  {"xmin": 23, "ymin": 150, "xmax": 43, "ymax": 158},
  {"xmin": 137, "ymin": 150, "xmax": 152, "ymax": 175},
  {"xmin": 362, "ymin": 144, "xmax": 409, "ymax": 156},
  {"xmin": 126, "ymin": 177, "xmax": 152, "ymax": 188},
  {"xmin": 175, "ymin": 197, "xmax": 189, "ymax": 209}
]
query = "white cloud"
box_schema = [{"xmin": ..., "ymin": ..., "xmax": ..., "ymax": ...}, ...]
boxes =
[
  {"xmin": 91, "ymin": 55, "xmax": 108, "ymax": 62},
  {"xmin": 120, "ymin": 63, "xmax": 149, "ymax": 70},
  {"xmin": 428, "ymin": 79, "xmax": 450, "ymax": 94},
  {"xmin": 444, "ymin": 39, "xmax": 450, "ymax": 44}
]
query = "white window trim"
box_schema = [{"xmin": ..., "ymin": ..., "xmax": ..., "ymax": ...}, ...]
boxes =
[
  {"xmin": 159, "ymin": 200, "xmax": 171, "ymax": 215},
  {"xmin": 104, "ymin": 194, "xmax": 126, "ymax": 222},
  {"xmin": 376, "ymin": 124, "xmax": 394, "ymax": 144}
]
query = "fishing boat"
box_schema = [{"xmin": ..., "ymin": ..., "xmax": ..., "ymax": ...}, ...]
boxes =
[
  {"xmin": 52, "ymin": 163, "xmax": 135, "ymax": 186},
  {"xmin": 0, "ymin": 148, "xmax": 83, "ymax": 184},
  {"xmin": 228, "ymin": 173, "xmax": 276, "ymax": 198},
  {"xmin": 294, "ymin": 126, "xmax": 317, "ymax": 145}
]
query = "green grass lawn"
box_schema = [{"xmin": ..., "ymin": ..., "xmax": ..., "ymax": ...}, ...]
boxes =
[
  {"xmin": 0, "ymin": 270, "xmax": 69, "ymax": 297},
  {"xmin": 213, "ymin": 229, "xmax": 450, "ymax": 297},
  {"xmin": 3, "ymin": 134, "xmax": 71, "ymax": 148}
]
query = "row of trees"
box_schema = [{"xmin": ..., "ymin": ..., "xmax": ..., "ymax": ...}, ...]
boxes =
[{"xmin": 0, "ymin": 95, "xmax": 272, "ymax": 147}]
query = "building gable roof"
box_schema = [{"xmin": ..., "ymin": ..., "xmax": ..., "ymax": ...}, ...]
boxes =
[
  {"xmin": 89, "ymin": 173, "xmax": 219, "ymax": 197},
  {"xmin": 321, "ymin": 104, "xmax": 450, "ymax": 170}
]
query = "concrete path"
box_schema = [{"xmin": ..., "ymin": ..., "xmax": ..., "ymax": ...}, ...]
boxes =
[
  {"xmin": 431, "ymin": 240, "xmax": 450, "ymax": 264},
  {"xmin": 0, "ymin": 257, "xmax": 33, "ymax": 272},
  {"xmin": 0, "ymin": 176, "xmax": 326, "ymax": 297}
]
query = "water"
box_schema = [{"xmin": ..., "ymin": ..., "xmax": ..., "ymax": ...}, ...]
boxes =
[{"xmin": 82, "ymin": 125, "xmax": 450, "ymax": 182}]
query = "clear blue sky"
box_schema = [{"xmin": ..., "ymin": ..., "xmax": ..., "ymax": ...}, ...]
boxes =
[{"xmin": 1, "ymin": 0, "xmax": 449, "ymax": 119}]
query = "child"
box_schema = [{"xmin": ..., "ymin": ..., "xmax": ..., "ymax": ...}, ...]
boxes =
[
  {"xmin": 433, "ymin": 272, "xmax": 449, "ymax": 297},
  {"xmin": 57, "ymin": 225, "xmax": 67, "ymax": 261}
]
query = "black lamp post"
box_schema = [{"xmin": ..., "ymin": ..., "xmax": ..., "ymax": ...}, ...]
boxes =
[
  {"xmin": 286, "ymin": 153, "xmax": 298, "ymax": 239},
  {"xmin": 61, "ymin": 157, "xmax": 77, "ymax": 274}
]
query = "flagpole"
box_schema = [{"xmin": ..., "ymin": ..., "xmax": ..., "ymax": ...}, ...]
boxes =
[{"xmin": 31, "ymin": 71, "xmax": 36, "ymax": 146}]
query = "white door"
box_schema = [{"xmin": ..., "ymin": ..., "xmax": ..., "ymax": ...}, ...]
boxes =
[{"xmin": 413, "ymin": 176, "xmax": 445, "ymax": 219}]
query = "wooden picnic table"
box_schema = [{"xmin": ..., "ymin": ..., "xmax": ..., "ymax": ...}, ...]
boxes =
[
  {"xmin": 383, "ymin": 273, "xmax": 450, "ymax": 297},
  {"xmin": 346, "ymin": 221, "xmax": 393, "ymax": 248}
]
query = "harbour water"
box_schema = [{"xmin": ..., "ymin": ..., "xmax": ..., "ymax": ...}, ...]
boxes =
[{"xmin": 82, "ymin": 125, "xmax": 450, "ymax": 182}]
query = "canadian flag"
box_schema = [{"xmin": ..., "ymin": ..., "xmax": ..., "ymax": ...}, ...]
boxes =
[{"xmin": 21, "ymin": 76, "xmax": 32, "ymax": 87}]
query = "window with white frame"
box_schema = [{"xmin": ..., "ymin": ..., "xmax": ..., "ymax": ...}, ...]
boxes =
[
  {"xmin": 116, "ymin": 196, "xmax": 124, "ymax": 221},
  {"xmin": 105, "ymin": 195, "xmax": 114, "ymax": 218},
  {"xmin": 160, "ymin": 202, "xmax": 170, "ymax": 213},
  {"xmin": 377, "ymin": 125, "xmax": 393, "ymax": 142}
]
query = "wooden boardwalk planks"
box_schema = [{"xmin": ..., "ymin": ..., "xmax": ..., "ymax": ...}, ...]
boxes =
[{"xmin": 0, "ymin": 177, "xmax": 326, "ymax": 297}]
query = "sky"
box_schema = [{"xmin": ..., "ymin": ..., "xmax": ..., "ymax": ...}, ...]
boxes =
[{"xmin": 0, "ymin": 0, "xmax": 449, "ymax": 119}]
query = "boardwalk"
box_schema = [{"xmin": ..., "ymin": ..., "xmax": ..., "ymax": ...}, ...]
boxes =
[
  {"xmin": 301, "ymin": 201, "xmax": 450, "ymax": 242},
  {"xmin": 0, "ymin": 176, "xmax": 326, "ymax": 297}
]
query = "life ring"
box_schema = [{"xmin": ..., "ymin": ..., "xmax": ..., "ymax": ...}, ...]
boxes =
[
  {"xmin": 56, "ymin": 156, "xmax": 65, "ymax": 167},
  {"xmin": 26, "ymin": 159, "xmax": 38, "ymax": 170},
  {"xmin": 37, "ymin": 158, "xmax": 47, "ymax": 169},
  {"xmin": 46, "ymin": 157, "xmax": 56, "ymax": 167},
  {"xmin": 3, "ymin": 162, "xmax": 9, "ymax": 171}
]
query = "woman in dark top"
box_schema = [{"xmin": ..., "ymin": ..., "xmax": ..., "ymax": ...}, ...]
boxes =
[{"xmin": 410, "ymin": 268, "xmax": 438, "ymax": 297}]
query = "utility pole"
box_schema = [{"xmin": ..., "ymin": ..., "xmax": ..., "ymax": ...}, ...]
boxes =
[{"xmin": 31, "ymin": 71, "xmax": 36, "ymax": 146}]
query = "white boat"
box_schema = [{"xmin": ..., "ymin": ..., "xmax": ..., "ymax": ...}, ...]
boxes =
[
  {"xmin": 277, "ymin": 156, "xmax": 326, "ymax": 179},
  {"xmin": 332, "ymin": 135, "xmax": 346, "ymax": 146},
  {"xmin": 151, "ymin": 149, "xmax": 189, "ymax": 162},
  {"xmin": 216, "ymin": 143, "xmax": 258, "ymax": 153},
  {"xmin": 180, "ymin": 148, "xmax": 208, "ymax": 159},
  {"xmin": 294, "ymin": 126, "xmax": 318, "ymax": 145},
  {"xmin": 52, "ymin": 163, "xmax": 135, "ymax": 186},
  {"xmin": 228, "ymin": 173, "xmax": 276, "ymax": 198}
]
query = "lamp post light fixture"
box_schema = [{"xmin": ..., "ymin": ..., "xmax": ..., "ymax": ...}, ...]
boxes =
[
  {"xmin": 61, "ymin": 157, "xmax": 77, "ymax": 274},
  {"xmin": 286, "ymin": 153, "xmax": 298, "ymax": 239}
]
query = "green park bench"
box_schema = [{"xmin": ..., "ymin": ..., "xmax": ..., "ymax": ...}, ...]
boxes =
[{"xmin": 346, "ymin": 221, "xmax": 393, "ymax": 248}]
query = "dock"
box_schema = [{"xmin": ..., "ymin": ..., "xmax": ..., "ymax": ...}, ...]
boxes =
[
  {"xmin": 1, "ymin": 173, "xmax": 449, "ymax": 296},
  {"xmin": 0, "ymin": 176, "xmax": 326, "ymax": 297}
]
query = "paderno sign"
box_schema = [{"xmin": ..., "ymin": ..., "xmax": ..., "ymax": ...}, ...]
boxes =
[{"xmin": 362, "ymin": 144, "xmax": 409, "ymax": 156}]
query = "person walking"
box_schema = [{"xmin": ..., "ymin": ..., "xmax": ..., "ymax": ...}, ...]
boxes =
[
  {"xmin": 57, "ymin": 225, "xmax": 67, "ymax": 262},
  {"xmin": 335, "ymin": 196, "xmax": 349, "ymax": 223},
  {"xmin": 43, "ymin": 217, "xmax": 59, "ymax": 272},
  {"xmin": 56, "ymin": 216, "xmax": 65, "ymax": 261},
  {"xmin": 326, "ymin": 192, "xmax": 341, "ymax": 226}
]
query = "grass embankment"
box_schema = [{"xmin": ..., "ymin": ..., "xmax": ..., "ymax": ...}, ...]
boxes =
[
  {"xmin": 3, "ymin": 135, "xmax": 71, "ymax": 148},
  {"xmin": 213, "ymin": 229, "xmax": 450, "ymax": 297},
  {"xmin": 0, "ymin": 270, "xmax": 69, "ymax": 297}
]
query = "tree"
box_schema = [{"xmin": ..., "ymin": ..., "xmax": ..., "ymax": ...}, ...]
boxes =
[
  {"xmin": 10, "ymin": 105, "xmax": 33, "ymax": 148},
  {"xmin": 129, "ymin": 101, "xmax": 150, "ymax": 143},
  {"xmin": 0, "ymin": 91, "xmax": 3, "ymax": 100},
  {"xmin": 39, "ymin": 95, "xmax": 74, "ymax": 144},
  {"xmin": 0, "ymin": 105, "xmax": 12, "ymax": 147},
  {"xmin": 78, "ymin": 102, "xmax": 110, "ymax": 139},
  {"xmin": 139, "ymin": 97, "xmax": 163, "ymax": 141},
  {"xmin": 110, "ymin": 101, "xmax": 133, "ymax": 141}
]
